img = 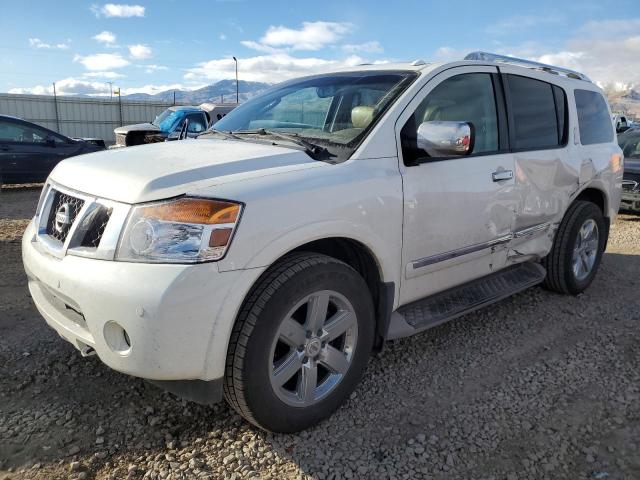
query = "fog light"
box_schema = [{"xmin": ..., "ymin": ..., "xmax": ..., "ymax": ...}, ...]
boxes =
[{"xmin": 103, "ymin": 321, "xmax": 132, "ymax": 355}]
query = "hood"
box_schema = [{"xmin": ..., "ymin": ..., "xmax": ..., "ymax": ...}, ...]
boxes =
[
  {"xmin": 49, "ymin": 138, "xmax": 320, "ymax": 204},
  {"xmin": 114, "ymin": 123, "xmax": 161, "ymax": 134}
]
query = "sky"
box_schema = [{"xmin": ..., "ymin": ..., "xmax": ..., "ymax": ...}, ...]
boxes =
[{"xmin": 1, "ymin": 0, "xmax": 639, "ymax": 96}]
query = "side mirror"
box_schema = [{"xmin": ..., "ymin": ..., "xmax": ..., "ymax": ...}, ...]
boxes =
[
  {"xmin": 45, "ymin": 136, "xmax": 57, "ymax": 147},
  {"xmin": 416, "ymin": 121, "xmax": 474, "ymax": 158}
]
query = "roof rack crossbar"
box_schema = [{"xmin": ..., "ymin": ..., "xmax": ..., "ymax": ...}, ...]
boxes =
[{"xmin": 464, "ymin": 51, "xmax": 591, "ymax": 83}]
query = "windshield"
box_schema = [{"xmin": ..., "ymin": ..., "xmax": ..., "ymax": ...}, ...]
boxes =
[
  {"xmin": 212, "ymin": 70, "xmax": 417, "ymax": 157},
  {"xmin": 152, "ymin": 109, "xmax": 181, "ymax": 131}
]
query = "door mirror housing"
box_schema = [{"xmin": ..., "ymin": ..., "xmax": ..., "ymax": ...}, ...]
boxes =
[
  {"xmin": 45, "ymin": 136, "xmax": 57, "ymax": 147},
  {"xmin": 416, "ymin": 121, "xmax": 474, "ymax": 158}
]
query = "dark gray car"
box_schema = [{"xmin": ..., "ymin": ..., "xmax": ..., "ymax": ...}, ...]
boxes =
[
  {"xmin": 618, "ymin": 127, "xmax": 640, "ymax": 212},
  {"xmin": 0, "ymin": 115, "xmax": 104, "ymax": 187}
]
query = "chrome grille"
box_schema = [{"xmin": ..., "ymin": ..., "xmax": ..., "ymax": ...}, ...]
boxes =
[
  {"xmin": 79, "ymin": 206, "xmax": 112, "ymax": 248},
  {"xmin": 623, "ymin": 172, "xmax": 640, "ymax": 191},
  {"xmin": 45, "ymin": 191, "xmax": 85, "ymax": 243},
  {"xmin": 35, "ymin": 184, "xmax": 130, "ymax": 261}
]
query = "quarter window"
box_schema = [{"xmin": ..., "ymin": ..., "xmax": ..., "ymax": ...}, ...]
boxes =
[
  {"xmin": 401, "ymin": 73, "xmax": 499, "ymax": 164},
  {"xmin": 575, "ymin": 89, "xmax": 614, "ymax": 145},
  {"xmin": 506, "ymin": 75, "xmax": 565, "ymax": 150}
]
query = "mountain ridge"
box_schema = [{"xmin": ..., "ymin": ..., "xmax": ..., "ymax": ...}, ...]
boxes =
[{"xmin": 123, "ymin": 79, "xmax": 271, "ymax": 104}]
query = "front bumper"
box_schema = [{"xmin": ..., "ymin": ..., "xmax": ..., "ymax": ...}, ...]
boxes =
[
  {"xmin": 620, "ymin": 180, "xmax": 640, "ymax": 213},
  {"xmin": 22, "ymin": 220, "xmax": 263, "ymax": 385}
]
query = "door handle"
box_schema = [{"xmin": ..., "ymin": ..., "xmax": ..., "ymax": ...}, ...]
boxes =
[
  {"xmin": 0, "ymin": 145, "xmax": 10, "ymax": 152},
  {"xmin": 492, "ymin": 169, "xmax": 513, "ymax": 182}
]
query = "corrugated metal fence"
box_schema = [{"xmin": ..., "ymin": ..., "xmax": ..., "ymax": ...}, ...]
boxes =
[{"xmin": 0, "ymin": 94, "xmax": 186, "ymax": 145}]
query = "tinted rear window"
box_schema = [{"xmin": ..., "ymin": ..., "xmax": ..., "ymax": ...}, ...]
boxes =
[
  {"xmin": 506, "ymin": 75, "xmax": 565, "ymax": 150},
  {"xmin": 574, "ymin": 89, "xmax": 613, "ymax": 145}
]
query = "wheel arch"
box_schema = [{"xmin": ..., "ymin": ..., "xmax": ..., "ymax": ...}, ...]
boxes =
[
  {"xmin": 572, "ymin": 185, "xmax": 611, "ymax": 248},
  {"xmin": 240, "ymin": 236, "xmax": 394, "ymax": 353},
  {"xmin": 574, "ymin": 186, "xmax": 607, "ymax": 215}
]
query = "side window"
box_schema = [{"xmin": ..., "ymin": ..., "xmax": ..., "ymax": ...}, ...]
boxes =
[
  {"xmin": 186, "ymin": 113, "xmax": 207, "ymax": 133},
  {"xmin": 401, "ymin": 73, "xmax": 499, "ymax": 164},
  {"xmin": 0, "ymin": 120, "xmax": 54, "ymax": 144},
  {"xmin": 506, "ymin": 75, "xmax": 563, "ymax": 150},
  {"xmin": 575, "ymin": 89, "xmax": 613, "ymax": 145}
]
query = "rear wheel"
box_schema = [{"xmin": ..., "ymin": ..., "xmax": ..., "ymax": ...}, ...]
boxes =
[
  {"xmin": 224, "ymin": 252, "xmax": 375, "ymax": 432},
  {"xmin": 542, "ymin": 201, "xmax": 607, "ymax": 294}
]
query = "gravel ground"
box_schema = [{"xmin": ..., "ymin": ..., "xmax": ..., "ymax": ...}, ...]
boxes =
[{"xmin": 0, "ymin": 186, "xmax": 639, "ymax": 480}]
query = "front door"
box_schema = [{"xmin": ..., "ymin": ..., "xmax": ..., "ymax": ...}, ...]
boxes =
[{"xmin": 396, "ymin": 66, "xmax": 518, "ymax": 305}]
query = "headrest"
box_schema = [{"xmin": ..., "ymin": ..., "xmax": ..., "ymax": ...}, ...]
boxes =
[{"xmin": 351, "ymin": 106, "xmax": 374, "ymax": 129}]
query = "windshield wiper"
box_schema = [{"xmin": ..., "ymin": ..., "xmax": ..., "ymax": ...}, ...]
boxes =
[
  {"xmin": 197, "ymin": 128, "xmax": 245, "ymax": 141},
  {"xmin": 234, "ymin": 128, "xmax": 335, "ymax": 161}
]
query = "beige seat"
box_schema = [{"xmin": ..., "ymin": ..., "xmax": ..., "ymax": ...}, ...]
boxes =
[{"xmin": 351, "ymin": 106, "xmax": 374, "ymax": 129}]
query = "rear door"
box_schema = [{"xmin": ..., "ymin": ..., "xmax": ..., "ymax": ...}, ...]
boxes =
[
  {"xmin": 396, "ymin": 66, "xmax": 518, "ymax": 305},
  {"xmin": 497, "ymin": 68, "xmax": 573, "ymax": 257}
]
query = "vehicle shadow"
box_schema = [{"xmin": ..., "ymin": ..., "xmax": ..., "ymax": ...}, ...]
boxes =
[{"xmin": 2, "ymin": 240, "xmax": 639, "ymax": 478}]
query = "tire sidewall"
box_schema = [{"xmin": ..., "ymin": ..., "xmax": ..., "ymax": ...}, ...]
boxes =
[
  {"xmin": 563, "ymin": 204, "xmax": 606, "ymax": 294},
  {"xmin": 241, "ymin": 260, "xmax": 374, "ymax": 432}
]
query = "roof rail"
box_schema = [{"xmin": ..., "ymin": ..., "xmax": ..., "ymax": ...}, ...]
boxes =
[{"xmin": 464, "ymin": 51, "xmax": 591, "ymax": 82}]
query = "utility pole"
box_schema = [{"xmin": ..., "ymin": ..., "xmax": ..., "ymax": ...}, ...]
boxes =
[
  {"xmin": 233, "ymin": 56, "xmax": 239, "ymax": 104},
  {"xmin": 173, "ymin": 90, "xmax": 176, "ymax": 106},
  {"xmin": 115, "ymin": 88, "xmax": 123, "ymax": 126},
  {"xmin": 107, "ymin": 81, "xmax": 113, "ymax": 99},
  {"xmin": 52, "ymin": 82, "xmax": 60, "ymax": 133}
]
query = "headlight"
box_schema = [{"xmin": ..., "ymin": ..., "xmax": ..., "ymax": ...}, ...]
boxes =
[{"xmin": 116, "ymin": 197, "xmax": 242, "ymax": 263}]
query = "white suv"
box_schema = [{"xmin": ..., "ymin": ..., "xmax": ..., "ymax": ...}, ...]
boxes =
[{"xmin": 22, "ymin": 52, "xmax": 622, "ymax": 432}]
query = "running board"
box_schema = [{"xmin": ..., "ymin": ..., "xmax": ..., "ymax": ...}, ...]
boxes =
[{"xmin": 387, "ymin": 262, "xmax": 546, "ymax": 339}]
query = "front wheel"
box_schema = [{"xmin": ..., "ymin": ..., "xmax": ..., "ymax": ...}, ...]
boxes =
[
  {"xmin": 224, "ymin": 252, "xmax": 375, "ymax": 432},
  {"xmin": 542, "ymin": 200, "xmax": 607, "ymax": 294}
]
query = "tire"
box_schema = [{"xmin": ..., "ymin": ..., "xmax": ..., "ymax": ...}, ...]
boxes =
[
  {"xmin": 542, "ymin": 200, "xmax": 607, "ymax": 295},
  {"xmin": 224, "ymin": 252, "xmax": 375, "ymax": 432}
]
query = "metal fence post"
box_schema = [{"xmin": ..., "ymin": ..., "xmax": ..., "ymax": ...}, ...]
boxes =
[
  {"xmin": 52, "ymin": 82, "xmax": 61, "ymax": 133},
  {"xmin": 118, "ymin": 92, "xmax": 123, "ymax": 126}
]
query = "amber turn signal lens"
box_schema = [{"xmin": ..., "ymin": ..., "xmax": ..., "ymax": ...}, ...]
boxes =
[
  {"xmin": 142, "ymin": 198, "xmax": 240, "ymax": 225},
  {"xmin": 209, "ymin": 228, "xmax": 233, "ymax": 248},
  {"xmin": 611, "ymin": 154, "xmax": 622, "ymax": 173}
]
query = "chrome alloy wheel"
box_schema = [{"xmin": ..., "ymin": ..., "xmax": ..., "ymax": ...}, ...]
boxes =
[
  {"xmin": 572, "ymin": 218, "xmax": 599, "ymax": 282},
  {"xmin": 269, "ymin": 290, "xmax": 358, "ymax": 407}
]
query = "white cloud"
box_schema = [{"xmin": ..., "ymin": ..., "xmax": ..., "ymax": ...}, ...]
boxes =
[
  {"xmin": 9, "ymin": 77, "xmax": 112, "ymax": 96},
  {"xmin": 83, "ymin": 71, "xmax": 125, "ymax": 79},
  {"xmin": 29, "ymin": 38, "xmax": 70, "ymax": 50},
  {"xmin": 435, "ymin": 19, "xmax": 640, "ymax": 88},
  {"xmin": 128, "ymin": 44, "xmax": 152, "ymax": 60},
  {"xmin": 486, "ymin": 14, "xmax": 563, "ymax": 36},
  {"xmin": 219, "ymin": 33, "xmax": 227, "ymax": 41},
  {"xmin": 8, "ymin": 78, "xmax": 203, "ymax": 97},
  {"xmin": 342, "ymin": 41, "xmax": 383, "ymax": 54},
  {"xmin": 534, "ymin": 35, "xmax": 640, "ymax": 86},
  {"xmin": 93, "ymin": 31, "xmax": 116, "ymax": 44},
  {"xmin": 91, "ymin": 3, "xmax": 145, "ymax": 18},
  {"xmin": 185, "ymin": 52, "xmax": 369, "ymax": 83},
  {"xmin": 74, "ymin": 53, "xmax": 130, "ymax": 71},
  {"xmin": 142, "ymin": 64, "xmax": 168, "ymax": 73},
  {"xmin": 120, "ymin": 83, "xmax": 204, "ymax": 96},
  {"xmin": 244, "ymin": 21, "xmax": 353, "ymax": 52}
]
